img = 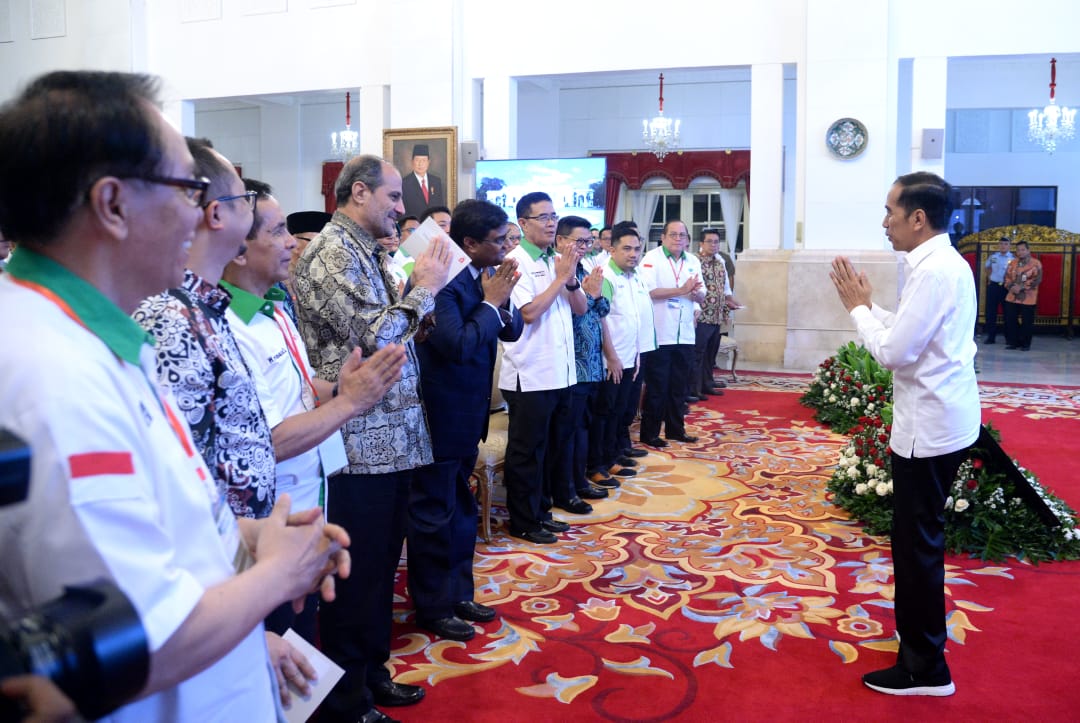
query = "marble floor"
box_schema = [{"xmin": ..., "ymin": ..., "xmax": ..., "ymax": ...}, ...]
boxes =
[{"xmin": 742, "ymin": 333, "xmax": 1079, "ymax": 387}]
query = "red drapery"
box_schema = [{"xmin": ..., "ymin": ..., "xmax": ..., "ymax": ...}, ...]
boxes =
[
  {"xmin": 321, "ymin": 161, "xmax": 344, "ymax": 214},
  {"xmin": 591, "ymin": 150, "xmax": 751, "ymax": 226}
]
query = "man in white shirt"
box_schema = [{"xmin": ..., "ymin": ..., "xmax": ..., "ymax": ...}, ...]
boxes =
[
  {"xmin": 831, "ymin": 172, "xmax": 979, "ymax": 698},
  {"xmin": 596, "ymin": 223, "xmax": 656, "ymax": 477},
  {"xmin": 982, "ymin": 236, "xmax": 1014, "ymax": 344},
  {"xmin": 0, "ymin": 69, "xmax": 348, "ymax": 721},
  {"xmin": 638, "ymin": 220, "xmax": 705, "ymax": 447},
  {"xmin": 498, "ymin": 191, "xmax": 587, "ymax": 544},
  {"xmin": 221, "ymin": 180, "xmax": 406, "ymax": 642}
]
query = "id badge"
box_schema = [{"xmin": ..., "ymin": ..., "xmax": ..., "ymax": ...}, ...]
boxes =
[
  {"xmin": 213, "ymin": 489, "xmax": 255, "ymax": 573},
  {"xmin": 666, "ymin": 298, "xmax": 682, "ymax": 309}
]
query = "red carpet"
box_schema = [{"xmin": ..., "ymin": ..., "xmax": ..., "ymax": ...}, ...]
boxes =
[{"xmin": 385, "ymin": 376, "xmax": 1080, "ymax": 721}]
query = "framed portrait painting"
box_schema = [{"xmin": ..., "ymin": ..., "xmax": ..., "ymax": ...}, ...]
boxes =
[{"xmin": 383, "ymin": 126, "xmax": 458, "ymax": 218}]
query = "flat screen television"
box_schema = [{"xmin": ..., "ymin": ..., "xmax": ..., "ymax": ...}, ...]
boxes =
[{"xmin": 475, "ymin": 157, "xmax": 607, "ymax": 228}]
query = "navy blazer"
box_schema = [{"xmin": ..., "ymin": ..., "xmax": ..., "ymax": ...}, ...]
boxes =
[{"xmin": 416, "ymin": 265, "xmax": 524, "ymax": 458}]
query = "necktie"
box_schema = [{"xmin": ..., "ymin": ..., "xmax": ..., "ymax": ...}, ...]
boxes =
[{"xmin": 421, "ymin": 177, "xmax": 429, "ymax": 203}]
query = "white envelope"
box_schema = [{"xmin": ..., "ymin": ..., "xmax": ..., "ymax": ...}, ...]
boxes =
[
  {"xmin": 280, "ymin": 628, "xmax": 345, "ymax": 723},
  {"xmin": 399, "ymin": 216, "xmax": 471, "ymax": 283}
]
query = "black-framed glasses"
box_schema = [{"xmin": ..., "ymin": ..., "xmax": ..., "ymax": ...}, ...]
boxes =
[
  {"xmin": 524, "ymin": 213, "xmax": 559, "ymax": 224},
  {"xmin": 208, "ymin": 190, "xmax": 258, "ymax": 209},
  {"xmin": 126, "ymin": 174, "xmax": 211, "ymax": 207}
]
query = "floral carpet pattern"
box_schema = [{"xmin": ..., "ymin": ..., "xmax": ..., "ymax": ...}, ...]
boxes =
[{"xmin": 385, "ymin": 374, "xmax": 1079, "ymax": 721}]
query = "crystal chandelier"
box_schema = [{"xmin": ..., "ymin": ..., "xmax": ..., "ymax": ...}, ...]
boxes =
[
  {"xmin": 330, "ymin": 91, "xmax": 359, "ymax": 161},
  {"xmin": 642, "ymin": 73, "xmax": 681, "ymax": 161},
  {"xmin": 1028, "ymin": 58, "xmax": 1076, "ymax": 154}
]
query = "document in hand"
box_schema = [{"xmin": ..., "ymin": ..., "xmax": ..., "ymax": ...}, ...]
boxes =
[{"xmin": 399, "ymin": 217, "xmax": 472, "ymax": 283}]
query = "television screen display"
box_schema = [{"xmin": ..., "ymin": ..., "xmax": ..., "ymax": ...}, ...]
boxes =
[{"xmin": 475, "ymin": 157, "xmax": 607, "ymax": 228}]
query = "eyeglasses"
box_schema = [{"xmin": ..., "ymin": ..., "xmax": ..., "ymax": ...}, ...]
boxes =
[
  {"xmin": 569, "ymin": 236, "xmax": 594, "ymax": 247},
  {"xmin": 208, "ymin": 190, "xmax": 258, "ymax": 209},
  {"xmin": 523, "ymin": 213, "xmax": 559, "ymax": 224},
  {"xmin": 666, "ymin": 232, "xmax": 690, "ymax": 240},
  {"xmin": 126, "ymin": 174, "xmax": 211, "ymax": 207}
]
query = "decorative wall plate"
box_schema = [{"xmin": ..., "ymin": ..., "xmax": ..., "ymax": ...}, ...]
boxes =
[{"xmin": 825, "ymin": 117, "xmax": 868, "ymax": 159}]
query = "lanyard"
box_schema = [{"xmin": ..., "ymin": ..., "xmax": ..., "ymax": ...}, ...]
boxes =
[
  {"xmin": 273, "ymin": 308, "xmax": 320, "ymax": 408},
  {"xmin": 667, "ymin": 255, "xmax": 685, "ymax": 285},
  {"xmin": 9, "ymin": 275, "xmax": 204, "ymax": 470}
]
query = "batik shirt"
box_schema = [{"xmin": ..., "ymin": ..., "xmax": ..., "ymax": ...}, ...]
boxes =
[
  {"xmin": 1003, "ymin": 256, "xmax": 1043, "ymax": 306},
  {"xmin": 133, "ymin": 270, "xmax": 276, "ymax": 518},
  {"xmin": 698, "ymin": 254, "xmax": 732, "ymax": 326},
  {"xmin": 572, "ymin": 262, "xmax": 611, "ymax": 383},
  {"xmin": 292, "ymin": 211, "xmax": 434, "ymax": 474}
]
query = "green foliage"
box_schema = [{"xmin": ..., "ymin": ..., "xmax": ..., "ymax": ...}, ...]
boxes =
[
  {"xmin": 810, "ymin": 345, "xmax": 1080, "ymax": 563},
  {"xmin": 800, "ymin": 342, "xmax": 892, "ymax": 434}
]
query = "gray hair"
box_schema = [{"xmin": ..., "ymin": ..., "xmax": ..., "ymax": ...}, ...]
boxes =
[{"xmin": 334, "ymin": 154, "xmax": 386, "ymax": 207}]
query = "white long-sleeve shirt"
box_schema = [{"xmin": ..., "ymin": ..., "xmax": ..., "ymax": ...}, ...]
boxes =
[{"xmin": 849, "ymin": 233, "xmax": 981, "ymax": 458}]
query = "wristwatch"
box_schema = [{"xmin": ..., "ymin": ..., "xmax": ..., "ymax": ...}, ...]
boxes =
[{"xmin": 565, "ymin": 281, "xmax": 581, "ymax": 291}]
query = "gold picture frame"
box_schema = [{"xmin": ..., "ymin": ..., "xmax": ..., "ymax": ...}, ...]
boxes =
[{"xmin": 383, "ymin": 126, "xmax": 458, "ymax": 218}]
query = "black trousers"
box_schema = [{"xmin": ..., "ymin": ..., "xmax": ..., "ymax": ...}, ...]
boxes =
[
  {"xmin": 563, "ymin": 382, "xmax": 600, "ymax": 497},
  {"xmin": 502, "ymin": 385, "xmax": 572, "ymax": 532},
  {"xmin": 983, "ymin": 282, "xmax": 1006, "ymax": 341},
  {"xmin": 691, "ymin": 322, "xmax": 722, "ymax": 395},
  {"xmin": 319, "ymin": 470, "xmax": 412, "ymax": 721},
  {"xmin": 1004, "ymin": 301, "xmax": 1035, "ymax": 348},
  {"xmin": 890, "ymin": 448, "xmax": 967, "ymax": 678},
  {"xmin": 600, "ymin": 367, "xmax": 639, "ymax": 464},
  {"xmin": 640, "ymin": 344, "xmax": 693, "ymax": 441},
  {"xmin": 407, "ymin": 454, "xmax": 479, "ymax": 621}
]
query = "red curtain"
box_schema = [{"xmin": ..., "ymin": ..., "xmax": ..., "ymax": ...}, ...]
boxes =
[
  {"xmin": 592, "ymin": 150, "xmax": 751, "ymax": 216},
  {"xmin": 322, "ymin": 162, "xmax": 344, "ymax": 214}
]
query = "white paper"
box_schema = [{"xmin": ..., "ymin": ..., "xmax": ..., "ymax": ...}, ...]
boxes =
[
  {"xmin": 317, "ymin": 431, "xmax": 348, "ymax": 477},
  {"xmin": 399, "ymin": 217, "xmax": 471, "ymax": 283},
  {"xmin": 281, "ymin": 628, "xmax": 345, "ymax": 723}
]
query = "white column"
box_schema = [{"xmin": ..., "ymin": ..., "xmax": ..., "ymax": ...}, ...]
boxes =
[
  {"xmin": 482, "ymin": 76, "xmax": 517, "ymax": 160},
  {"xmin": 360, "ymin": 85, "xmax": 389, "ymax": 157},
  {"xmin": 909, "ymin": 56, "xmax": 948, "ymax": 175},
  {"xmin": 749, "ymin": 63, "xmax": 785, "ymax": 251}
]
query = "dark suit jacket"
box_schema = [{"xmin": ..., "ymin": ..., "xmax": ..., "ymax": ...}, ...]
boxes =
[
  {"xmin": 416, "ymin": 266, "xmax": 523, "ymax": 459},
  {"xmin": 402, "ymin": 172, "xmax": 446, "ymax": 218}
]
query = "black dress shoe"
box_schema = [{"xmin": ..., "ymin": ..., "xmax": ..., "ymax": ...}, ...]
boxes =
[
  {"xmin": 589, "ymin": 472, "xmax": 620, "ymax": 488},
  {"xmin": 510, "ymin": 527, "xmax": 558, "ymax": 543},
  {"xmin": 622, "ymin": 447, "xmax": 649, "ymax": 458},
  {"xmin": 370, "ymin": 680, "xmax": 426, "ymax": 707},
  {"xmin": 1006, "ymin": 345, "xmax": 1020, "ymax": 350},
  {"xmin": 417, "ymin": 615, "xmax": 475, "ymax": 642},
  {"xmin": 642, "ymin": 437, "xmax": 668, "ymax": 448},
  {"xmin": 701, "ymin": 388, "xmax": 724, "ymax": 396},
  {"xmin": 556, "ymin": 497, "xmax": 593, "ymax": 514},
  {"xmin": 578, "ymin": 485, "xmax": 609, "ymax": 499},
  {"xmin": 540, "ymin": 518, "xmax": 570, "ymax": 533},
  {"xmin": 666, "ymin": 433, "xmax": 699, "ymax": 443},
  {"xmin": 1021, "ymin": 346, "xmax": 1031, "ymax": 351},
  {"xmin": 454, "ymin": 600, "xmax": 497, "ymax": 622},
  {"xmin": 615, "ymin": 456, "xmax": 637, "ymax": 467},
  {"xmin": 359, "ymin": 709, "xmax": 400, "ymax": 723},
  {"xmin": 713, "ymin": 379, "xmax": 727, "ymax": 388},
  {"xmin": 685, "ymin": 395, "xmax": 701, "ymax": 403}
]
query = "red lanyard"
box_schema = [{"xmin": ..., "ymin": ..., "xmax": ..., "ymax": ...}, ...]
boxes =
[
  {"xmin": 10, "ymin": 276, "xmax": 203, "ymax": 468},
  {"xmin": 273, "ymin": 308, "xmax": 320, "ymax": 407},
  {"xmin": 667, "ymin": 255, "xmax": 685, "ymax": 285}
]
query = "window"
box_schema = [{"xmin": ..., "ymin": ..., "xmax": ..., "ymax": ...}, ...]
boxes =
[{"xmin": 948, "ymin": 185, "xmax": 1057, "ymax": 242}]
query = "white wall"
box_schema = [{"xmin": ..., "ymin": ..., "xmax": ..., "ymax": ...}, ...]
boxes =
[
  {"xmin": 0, "ymin": 0, "xmax": 133, "ymax": 100},
  {"xmin": 4, "ymin": 0, "xmax": 1080, "ymax": 243}
]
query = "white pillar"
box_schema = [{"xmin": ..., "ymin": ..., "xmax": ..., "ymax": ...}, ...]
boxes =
[
  {"xmin": 909, "ymin": 56, "xmax": 948, "ymax": 175},
  {"xmin": 482, "ymin": 76, "xmax": 517, "ymax": 160},
  {"xmin": 360, "ymin": 85, "xmax": 389, "ymax": 157},
  {"xmin": 749, "ymin": 63, "xmax": 785, "ymax": 251}
]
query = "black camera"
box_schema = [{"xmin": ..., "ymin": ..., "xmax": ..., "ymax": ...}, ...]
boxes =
[{"xmin": 0, "ymin": 429, "xmax": 150, "ymax": 721}]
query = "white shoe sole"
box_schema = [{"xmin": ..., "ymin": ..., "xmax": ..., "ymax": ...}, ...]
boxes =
[{"xmin": 864, "ymin": 680, "xmax": 956, "ymax": 697}]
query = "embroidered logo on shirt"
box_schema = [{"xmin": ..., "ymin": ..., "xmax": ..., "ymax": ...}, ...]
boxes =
[{"xmin": 69, "ymin": 451, "xmax": 135, "ymax": 478}]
